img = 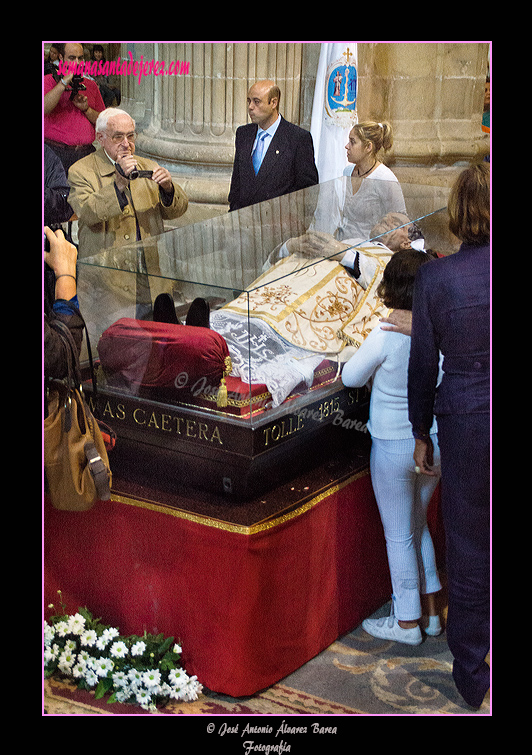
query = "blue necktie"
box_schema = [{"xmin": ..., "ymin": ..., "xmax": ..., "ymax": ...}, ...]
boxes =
[{"xmin": 252, "ymin": 131, "xmax": 268, "ymax": 174}]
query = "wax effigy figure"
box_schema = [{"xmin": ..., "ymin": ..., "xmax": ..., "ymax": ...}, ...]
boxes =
[
  {"xmin": 212, "ymin": 210, "xmax": 424, "ymax": 407},
  {"xmin": 86, "ymin": 168, "xmax": 440, "ymax": 413}
]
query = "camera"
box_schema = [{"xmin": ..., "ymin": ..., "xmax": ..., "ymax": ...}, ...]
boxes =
[
  {"xmin": 44, "ymin": 223, "xmax": 64, "ymax": 252},
  {"xmin": 52, "ymin": 69, "xmax": 86, "ymax": 101},
  {"xmin": 130, "ymin": 169, "xmax": 153, "ymax": 180},
  {"xmin": 115, "ymin": 163, "xmax": 153, "ymax": 181},
  {"xmin": 68, "ymin": 74, "xmax": 86, "ymax": 101}
]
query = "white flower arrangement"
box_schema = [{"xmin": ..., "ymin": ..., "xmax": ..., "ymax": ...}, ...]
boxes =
[{"xmin": 44, "ymin": 592, "xmax": 202, "ymax": 712}]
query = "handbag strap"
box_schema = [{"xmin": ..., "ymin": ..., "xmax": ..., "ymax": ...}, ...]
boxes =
[
  {"xmin": 50, "ymin": 318, "xmax": 81, "ymax": 389},
  {"xmin": 48, "ymin": 301, "xmax": 99, "ymax": 400}
]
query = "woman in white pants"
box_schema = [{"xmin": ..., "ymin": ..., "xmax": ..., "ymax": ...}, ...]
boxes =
[{"xmin": 342, "ymin": 249, "xmax": 443, "ymax": 645}]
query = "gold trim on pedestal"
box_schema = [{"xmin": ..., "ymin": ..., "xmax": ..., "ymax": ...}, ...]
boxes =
[{"xmin": 110, "ymin": 467, "xmax": 369, "ymax": 536}]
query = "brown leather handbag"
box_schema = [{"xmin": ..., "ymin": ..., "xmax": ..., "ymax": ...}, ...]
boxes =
[{"xmin": 44, "ymin": 313, "xmax": 112, "ymax": 511}]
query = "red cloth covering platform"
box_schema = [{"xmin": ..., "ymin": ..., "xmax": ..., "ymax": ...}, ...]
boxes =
[{"xmin": 44, "ymin": 465, "xmax": 441, "ymax": 697}]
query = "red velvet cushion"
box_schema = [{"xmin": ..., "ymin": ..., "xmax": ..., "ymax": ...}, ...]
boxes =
[{"xmin": 98, "ymin": 318, "xmax": 230, "ymax": 395}]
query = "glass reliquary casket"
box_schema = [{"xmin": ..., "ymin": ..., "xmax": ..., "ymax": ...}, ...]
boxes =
[{"xmin": 77, "ymin": 175, "xmax": 450, "ymax": 497}]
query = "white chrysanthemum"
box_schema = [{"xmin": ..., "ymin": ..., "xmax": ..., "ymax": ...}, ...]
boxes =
[
  {"xmin": 84, "ymin": 668, "xmax": 98, "ymax": 687},
  {"xmin": 44, "ymin": 622, "xmax": 55, "ymax": 646},
  {"xmin": 127, "ymin": 668, "xmax": 143, "ymax": 689},
  {"xmin": 169, "ymin": 667, "xmax": 188, "ymax": 688},
  {"xmin": 84, "ymin": 655, "xmax": 100, "ymax": 672},
  {"xmin": 110, "ymin": 641, "xmax": 128, "ymax": 659},
  {"xmin": 173, "ymin": 643, "xmax": 182, "ymax": 655},
  {"xmin": 58, "ymin": 650, "xmax": 75, "ymax": 674},
  {"xmin": 72, "ymin": 661, "xmax": 86, "ymax": 678},
  {"xmin": 95, "ymin": 627, "xmax": 119, "ymax": 651},
  {"xmin": 135, "ymin": 687, "xmax": 153, "ymax": 708},
  {"xmin": 142, "ymin": 669, "xmax": 162, "ymax": 689},
  {"xmin": 80, "ymin": 629, "xmax": 97, "ymax": 647},
  {"xmin": 131, "ymin": 641, "xmax": 146, "ymax": 656},
  {"xmin": 94, "ymin": 657, "xmax": 115, "ymax": 677},
  {"xmin": 115, "ymin": 686, "xmax": 132, "ymax": 703},
  {"xmin": 102, "ymin": 627, "xmax": 120, "ymax": 641},
  {"xmin": 54, "ymin": 620, "xmax": 69, "ymax": 637},
  {"xmin": 67, "ymin": 613, "xmax": 86, "ymax": 635},
  {"xmin": 112, "ymin": 670, "xmax": 128, "ymax": 687},
  {"xmin": 181, "ymin": 677, "xmax": 202, "ymax": 701}
]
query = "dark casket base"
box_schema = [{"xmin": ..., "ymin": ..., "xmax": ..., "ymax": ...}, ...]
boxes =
[{"xmin": 86, "ymin": 377, "xmax": 371, "ymax": 500}]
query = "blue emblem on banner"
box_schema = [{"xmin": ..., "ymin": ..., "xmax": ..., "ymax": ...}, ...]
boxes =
[{"xmin": 324, "ymin": 47, "xmax": 357, "ymax": 127}]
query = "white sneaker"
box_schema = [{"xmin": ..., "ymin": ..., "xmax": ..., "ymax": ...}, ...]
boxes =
[
  {"xmin": 362, "ymin": 613, "xmax": 423, "ymax": 646},
  {"xmin": 421, "ymin": 615, "xmax": 443, "ymax": 636}
]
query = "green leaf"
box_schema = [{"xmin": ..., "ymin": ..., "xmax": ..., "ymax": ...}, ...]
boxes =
[
  {"xmin": 78, "ymin": 606, "xmax": 94, "ymax": 623},
  {"xmin": 94, "ymin": 677, "xmax": 113, "ymax": 699},
  {"xmin": 157, "ymin": 636, "xmax": 175, "ymax": 656},
  {"xmin": 159, "ymin": 656, "xmax": 176, "ymax": 671}
]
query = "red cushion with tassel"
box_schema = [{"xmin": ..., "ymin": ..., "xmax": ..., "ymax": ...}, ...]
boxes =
[{"xmin": 98, "ymin": 318, "xmax": 231, "ymax": 406}]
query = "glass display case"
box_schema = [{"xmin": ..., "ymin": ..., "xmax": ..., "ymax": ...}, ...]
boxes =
[{"xmin": 77, "ymin": 175, "xmax": 450, "ymax": 496}]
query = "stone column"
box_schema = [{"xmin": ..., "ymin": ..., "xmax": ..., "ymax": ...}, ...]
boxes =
[{"xmin": 120, "ymin": 42, "xmax": 320, "ymax": 220}]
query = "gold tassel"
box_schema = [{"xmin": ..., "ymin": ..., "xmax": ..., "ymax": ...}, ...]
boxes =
[
  {"xmin": 216, "ymin": 356, "xmax": 232, "ymax": 408},
  {"xmin": 217, "ymin": 377, "xmax": 228, "ymax": 407}
]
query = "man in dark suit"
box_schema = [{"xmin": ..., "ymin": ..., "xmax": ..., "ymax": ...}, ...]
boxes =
[{"xmin": 228, "ymin": 80, "xmax": 318, "ymax": 211}]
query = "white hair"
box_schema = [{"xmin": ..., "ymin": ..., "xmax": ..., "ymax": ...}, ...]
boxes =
[{"xmin": 95, "ymin": 108, "xmax": 135, "ymax": 134}]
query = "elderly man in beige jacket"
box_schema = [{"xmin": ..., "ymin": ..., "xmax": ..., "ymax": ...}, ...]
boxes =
[{"xmin": 68, "ymin": 108, "xmax": 188, "ymax": 258}]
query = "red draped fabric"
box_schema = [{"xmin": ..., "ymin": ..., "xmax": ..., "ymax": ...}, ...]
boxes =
[{"xmin": 44, "ymin": 471, "xmax": 408, "ymax": 696}]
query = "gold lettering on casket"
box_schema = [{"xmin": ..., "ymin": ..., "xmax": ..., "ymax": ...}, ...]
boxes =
[
  {"xmin": 263, "ymin": 414, "xmax": 304, "ymax": 448},
  {"xmin": 147, "ymin": 412, "xmax": 160, "ymax": 429},
  {"xmin": 210, "ymin": 426, "xmax": 223, "ymax": 445},
  {"xmin": 88, "ymin": 396, "xmax": 126, "ymax": 420},
  {"xmin": 133, "ymin": 407, "xmax": 146, "ymax": 425},
  {"xmin": 132, "ymin": 406, "xmax": 223, "ymax": 445},
  {"xmin": 100, "ymin": 399, "xmax": 126, "ymax": 420}
]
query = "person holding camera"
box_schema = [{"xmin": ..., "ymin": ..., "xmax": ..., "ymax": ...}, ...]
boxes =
[
  {"xmin": 67, "ymin": 108, "xmax": 188, "ymax": 259},
  {"xmin": 44, "ymin": 226, "xmax": 83, "ymax": 379},
  {"xmin": 44, "ymin": 43, "xmax": 106, "ymax": 173}
]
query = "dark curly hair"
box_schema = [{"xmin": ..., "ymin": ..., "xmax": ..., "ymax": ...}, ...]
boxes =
[{"xmin": 377, "ymin": 250, "xmax": 433, "ymax": 311}]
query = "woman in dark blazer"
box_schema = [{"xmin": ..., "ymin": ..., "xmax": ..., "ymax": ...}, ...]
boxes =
[{"xmin": 408, "ymin": 163, "xmax": 490, "ymax": 709}]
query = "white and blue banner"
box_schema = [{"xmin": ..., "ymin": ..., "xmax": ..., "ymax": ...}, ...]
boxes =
[{"xmin": 310, "ymin": 43, "xmax": 358, "ymax": 182}]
